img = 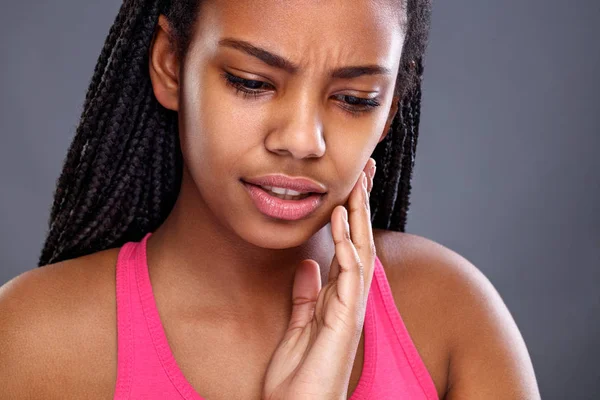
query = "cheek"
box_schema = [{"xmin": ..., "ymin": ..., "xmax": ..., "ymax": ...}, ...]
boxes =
[
  {"xmin": 325, "ymin": 98, "xmax": 390, "ymax": 169},
  {"xmin": 324, "ymin": 135, "xmax": 378, "ymax": 204},
  {"xmin": 179, "ymin": 74, "xmax": 259, "ymax": 177}
]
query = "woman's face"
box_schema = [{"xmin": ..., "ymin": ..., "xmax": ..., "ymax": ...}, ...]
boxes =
[{"xmin": 153, "ymin": 0, "xmax": 405, "ymax": 249}]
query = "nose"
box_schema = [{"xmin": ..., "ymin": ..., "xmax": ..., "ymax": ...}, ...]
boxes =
[{"xmin": 264, "ymin": 94, "xmax": 326, "ymax": 159}]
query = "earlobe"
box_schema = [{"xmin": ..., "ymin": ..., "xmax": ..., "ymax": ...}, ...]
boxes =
[
  {"xmin": 149, "ymin": 15, "xmax": 180, "ymax": 111},
  {"xmin": 378, "ymin": 95, "xmax": 400, "ymax": 143}
]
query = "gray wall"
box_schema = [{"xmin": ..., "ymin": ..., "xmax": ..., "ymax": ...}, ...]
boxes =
[{"xmin": 1, "ymin": 0, "xmax": 598, "ymax": 398}]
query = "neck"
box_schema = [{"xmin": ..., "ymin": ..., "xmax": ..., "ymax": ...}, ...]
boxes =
[{"xmin": 146, "ymin": 167, "xmax": 336, "ymax": 326}]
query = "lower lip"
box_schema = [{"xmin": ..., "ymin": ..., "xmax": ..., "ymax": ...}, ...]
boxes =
[{"xmin": 241, "ymin": 181, "xmax": 325, "ymax": 221}]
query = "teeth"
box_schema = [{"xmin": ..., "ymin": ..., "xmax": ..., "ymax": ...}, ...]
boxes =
[
  {"xmin": 261, "ymin": 186, "xmax": 303, "ymax": 196},
  {"xmin": 260, "ymin": 185, "xmax": 311, "ymax": 200}
]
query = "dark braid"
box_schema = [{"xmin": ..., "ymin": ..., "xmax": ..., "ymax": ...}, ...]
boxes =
[
  {"xmin": 38, "ymin": 0, "xmax": 431, "ymax": 266},
  {"xmin": 39, "ymin": 0, "xmax": 187, "ymax": 265},
  {"xmin": 371, "ymin": 0, "xmax": 431, "ymax": 229}
]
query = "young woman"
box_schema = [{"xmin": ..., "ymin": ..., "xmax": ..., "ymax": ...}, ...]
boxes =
[{"xmin": 0, "ymin": 0, "xmax": 541, "ymax": 399}]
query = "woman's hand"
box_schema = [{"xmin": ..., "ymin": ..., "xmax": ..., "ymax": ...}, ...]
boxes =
[{"xmin": 262, "ymin": 158, "xmax": 377, "ymax": 400}]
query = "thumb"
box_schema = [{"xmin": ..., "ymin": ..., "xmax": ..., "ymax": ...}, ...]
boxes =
[{"xmin": 287, "ymin": 259, "xmax": 321, "ymax": 332}]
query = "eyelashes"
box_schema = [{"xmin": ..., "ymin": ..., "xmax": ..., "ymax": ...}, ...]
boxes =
[
  {"xmin": 220, "ymin": 71, "xmax": 381, "ymax": 117},
  {"xmin": 221, "ymin": 72, "xmax": 270, "ymax": 99}
]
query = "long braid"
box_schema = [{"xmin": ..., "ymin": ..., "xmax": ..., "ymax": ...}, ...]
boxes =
[
  {"xmin": 71, "ymin": 6, "xmax": 162, "ymax": 246},
  {"xmin": 389, "ymin": 72, "xmax": 422, "ymax": 230},
  {"xmin": 39, "ymin": 0, "xmax": 431, "ymax": 266},
  {"xmin": 42, "ymin": 2, "xmax": 142, "ymax": 262},
  {"xmin": 45, "ymin": 2, "xmax": 131, "ymax": 231},
  {"xmin": 46, "ymin": 1, "xmax": 138, "ymax": 231},
  {"xmin": 39, "ymin": 0, "xmax": 185, "ymax": 265},
  {"xmin": 370, "ymin": 0, "xmax": 430, "ymax": 231},
  {"xmin": 370, "ymin": 103, "xmax": 405, "ymax": 229}
]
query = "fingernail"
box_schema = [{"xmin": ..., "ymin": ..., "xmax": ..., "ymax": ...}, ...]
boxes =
[
  {"xmin": 362, "ymin": 172, "xmax": 368, "ymax": 189},
  {"xmin": 342, "ymin": 207, "xmax": 348, "ymax": 222},
  {"xmin": 369, "ymin": 164, "xmax": 376, "ymax": 180}
]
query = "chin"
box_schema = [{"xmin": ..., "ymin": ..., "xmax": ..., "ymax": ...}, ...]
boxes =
[{"xmin": 231, "ymin": 213, "xmax": 330, "ymax": 250}]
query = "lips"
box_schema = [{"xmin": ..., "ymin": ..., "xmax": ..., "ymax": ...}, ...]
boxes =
[
  {"xmin": 242, "ymin": 174, "xmax": 327, "ymax": 195},
  {"xmin": 241, "ymin": 181, "xmax": 326, "ymax": 220}
]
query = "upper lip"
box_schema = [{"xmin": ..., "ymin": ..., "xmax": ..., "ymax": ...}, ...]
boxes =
[{"xmin": 242, "ymin": 174, "xmax": 327, "ymax": 194}]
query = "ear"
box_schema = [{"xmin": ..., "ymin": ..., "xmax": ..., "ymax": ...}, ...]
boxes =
[
  {"xmin": 378, "ymin": 95, "xmax": 400, "ymax": 143},
  {"xmin": 149, "ymin": 15, "xmax": 180, "ymax": 111}
]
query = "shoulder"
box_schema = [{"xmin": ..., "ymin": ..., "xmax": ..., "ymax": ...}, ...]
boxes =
[
  {"xmin": 373, "ymin": 229, "xmax": 541, "ymax": 399},
  {"xmin": 373, "ymin": 229, "xmax": 497, "ymax": 315},
  {"xmin": 0, "ymin": 248, "xmax": 120, "ymax": 399}
]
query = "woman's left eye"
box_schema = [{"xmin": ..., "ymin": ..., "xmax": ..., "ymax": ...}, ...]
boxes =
[
  {"xmin": 221, "ymin": 71, "xmax": 381, "ymax": 116},
  {"xmin": 333, "ymin": 94, "xmax": 381, "ymax": 117}
]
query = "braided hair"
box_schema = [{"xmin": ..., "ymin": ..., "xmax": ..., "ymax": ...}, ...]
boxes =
[{"xmin": 38, "ymin": 0, "xmax": 432, "ymax": 266}]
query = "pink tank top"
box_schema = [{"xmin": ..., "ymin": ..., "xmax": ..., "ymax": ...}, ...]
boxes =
[{"xmin": 113, "ymin": 233, "xmax": 439, "ymax": 399}]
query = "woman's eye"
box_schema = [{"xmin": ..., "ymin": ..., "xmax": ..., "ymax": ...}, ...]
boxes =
[
  {"xmin": 334, "ymin": 94, "xmax": 381, "ymax": 117},
  {"xmin": 221, "ymin": 72, "xmax": 272, "ymax": 99},
  {"xmin": 221, "ymin": 71, "xmax": 381, "ymax": 117}
]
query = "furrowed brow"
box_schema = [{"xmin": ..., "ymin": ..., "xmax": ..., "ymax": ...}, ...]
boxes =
[
  {"xmin": 219, "ymin": 38, "xmax": 299, "ymax": 73},
  {"xmin": 219, "ymin": 38, "xmax": 392, "ymax": 79}
]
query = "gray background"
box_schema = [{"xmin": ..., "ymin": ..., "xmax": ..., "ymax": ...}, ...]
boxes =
[{"xmin": 1, "ymin": 0, "xmax": 598, "ymax": 398}]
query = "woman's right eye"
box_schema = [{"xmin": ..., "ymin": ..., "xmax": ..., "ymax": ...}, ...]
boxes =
[{"xmin": 221, "ymin": 72, "xmax": 272, "ymax": 99}]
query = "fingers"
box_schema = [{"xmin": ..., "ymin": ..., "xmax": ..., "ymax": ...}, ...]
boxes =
[
  {"xmin": 288, "ymin": 259, "xmax": 322, "ymax": 332},
  {"xmin": 328, "ymin": 158, "xmax": 377, "ymax": 302},
  {"xmin": 347, "ymin": 161, "xmax": 376, "ymax": 294},
  {"xmin": 330, "ymin": 204, "xmax": 363, "ymax": 307},
  {"xmin": 328, "ymin": 157, "xmax": 372, "ymax": 287},
  {"xmin": 366, "ymin": 159, "xmax": 376, "ymax": 193}
]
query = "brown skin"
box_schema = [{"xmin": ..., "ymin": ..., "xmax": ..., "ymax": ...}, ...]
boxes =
[
  {"xmin": 0, "ymin": 231, "xmax": 541, "ymax": 399},
  {"xmin": 0, "ymin": 0, "xmax": 541, "ymax": 399},
  {"xmin": 148, "ymin": 1, "xmax": 401, "ymax": 396},
  {"xmin": 146, "ymin": 0, "xmax": 402, "ymax": 319}
]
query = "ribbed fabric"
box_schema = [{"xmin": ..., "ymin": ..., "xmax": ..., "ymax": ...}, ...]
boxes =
[{"xmin": 113, "ymin": 233, "xmax": 439, "ymax": 399}]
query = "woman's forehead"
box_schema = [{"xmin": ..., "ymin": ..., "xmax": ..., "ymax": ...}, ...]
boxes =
[
  {"xmin": 192, "ymin": 0, "xmax": 405, "ymax": 71},
  {"xmin": 204, "ymin": 0, "xmax": 404, "ymax": 24}
]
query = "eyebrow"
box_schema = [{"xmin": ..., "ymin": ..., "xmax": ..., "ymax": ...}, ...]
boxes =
[{"xmin": 218, "ymin": 37, "xmax": 392, "ymax": 79}]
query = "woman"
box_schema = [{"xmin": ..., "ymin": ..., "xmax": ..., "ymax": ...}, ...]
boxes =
[{"xmin": 0, "ymin": 0, "xmax": 541, "ymax": 398}]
